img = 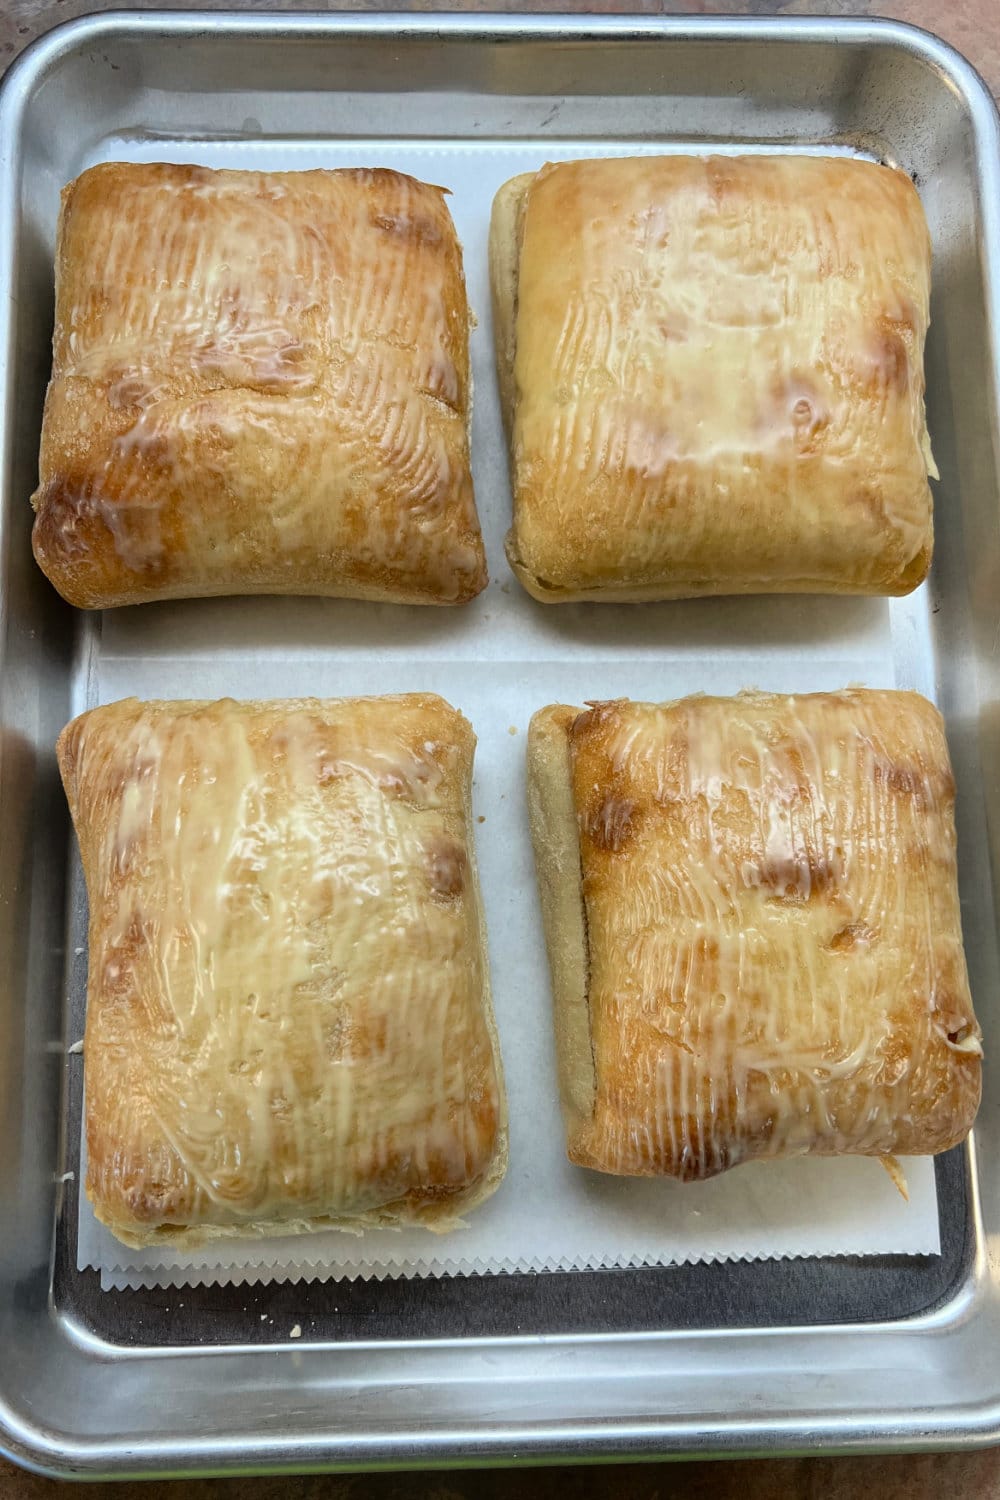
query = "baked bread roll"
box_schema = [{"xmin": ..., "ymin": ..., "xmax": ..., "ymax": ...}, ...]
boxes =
[
  {"xmin": 492, "ymin": 156, "xmax": 936, "ymax": 601},
  {"xmin": 527, "ymin": 690, "xmax": 980, "ymax": 1180},
  {"xmin": 33, "ymin": 163, "xmax": 487, "ymax": 607},
  {"xmin": 59, "ymin": 693, "xmax": 506, "ymax": 1247}
]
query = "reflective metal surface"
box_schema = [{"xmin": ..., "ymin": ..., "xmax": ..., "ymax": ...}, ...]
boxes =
[{"xmin": 1, "ymin": 10, "xmax": 999, "ymax": 1477}]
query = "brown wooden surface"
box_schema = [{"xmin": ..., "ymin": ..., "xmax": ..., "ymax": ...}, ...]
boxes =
[
  {"xmin": 2, "ymin": 1451, "xmax": 1000, "ymax": 1497},
  {"xmin": 1, "ymin": 0, "xmax": 999, "ymax": 1493}
]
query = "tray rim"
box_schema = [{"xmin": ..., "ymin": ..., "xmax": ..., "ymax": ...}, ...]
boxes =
[{"xmin": 2, "ymin": 7, "xmax": 1000, "ymax": 1477}]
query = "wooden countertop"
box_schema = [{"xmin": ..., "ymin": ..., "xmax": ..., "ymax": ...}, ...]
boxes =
[
  {"xmin": 1, "ymin": 0, "xmax": 998, "ymax": 1495},
  {"xmin": 2, "ymin": 1451, "xmax": 1000, "ymax": 1500}
]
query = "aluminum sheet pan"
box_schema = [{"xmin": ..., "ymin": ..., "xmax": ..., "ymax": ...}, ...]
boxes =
[{"xmin": 1, "ymin": 10, "xmax": 999, "ymax": 1477}]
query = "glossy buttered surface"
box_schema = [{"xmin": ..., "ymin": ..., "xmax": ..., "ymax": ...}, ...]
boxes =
[
  {"xmin": 32, "ymin": 163, "xmax": 486, "ymax": 608},
  {"xmin": 501, "ymin": 155, "xmax": 936, "ymax": 601},
  {"xmin": 529, "ymin": 691, "xmax": 981, "ymax": 1180},
  {"xmin": 57, "ymin": 694, "xmax": 505, "ymax": 1248}
]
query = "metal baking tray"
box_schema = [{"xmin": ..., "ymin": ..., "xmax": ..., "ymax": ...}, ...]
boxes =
[{"xmin": 2, "ymin": 9, "xmax": 1000, "ymax": 1477}]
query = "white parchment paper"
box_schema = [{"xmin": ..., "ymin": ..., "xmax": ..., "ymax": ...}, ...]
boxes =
[{"xmin": 74, "ymin": 138, "xmax": 942, "ymax": 1289}]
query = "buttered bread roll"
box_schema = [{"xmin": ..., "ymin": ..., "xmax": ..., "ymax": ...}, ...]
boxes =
[
  {"xmin": 59, "ymin": 694, "xmax": 506, "ymax": 1247},
  {"xmin": 527, "ymin": 690, "xmax": 981, "ymax": 1181},
  {"xmin": 492, "ymin": 155, "xmax": 936, "ymax": 601},
  {"xmin": 33, "ymin": 163, "xmax": 487, "ymax": 607}
]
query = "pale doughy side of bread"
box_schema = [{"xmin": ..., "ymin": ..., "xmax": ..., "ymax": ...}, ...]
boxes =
[
  {"xmin": 526, "ymin": 706, "xmax": 595, "ymax": 1147},
  {"xmin": 501, "ymin": 569, "xmax": 937, "ymax": 605},
  {"xmin": 489, "ymin": 172, "xmax": 533, "ymax": 452}
]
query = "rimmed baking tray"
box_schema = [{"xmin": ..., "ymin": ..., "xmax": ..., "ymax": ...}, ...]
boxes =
[{"xmin": 1, "ymin": 10, "xmax": 1000, "ymax": 1477}]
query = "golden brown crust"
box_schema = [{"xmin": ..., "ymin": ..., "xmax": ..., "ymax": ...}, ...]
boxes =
[
  {"xmin": 528, "ymin": 691, "xmax": 981, "ymax": 1180},
  {"xmin": 33, "ymin": 162, "xmax": 487, "ymax": 608},
  {"xmin": 59, "ymin": 693, "xmax": 506, "ymax": 1248},
  {"xmin": 495, "ymin": 156, "xmax": 936, "ymax": 602}
]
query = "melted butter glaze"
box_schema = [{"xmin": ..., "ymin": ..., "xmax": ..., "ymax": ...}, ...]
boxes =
[
  {"xmin": 509, "ymin": 156, "xmax": 935, "ymax": 598},
  {"xmin": 32, "ymin": 163, "xmax": 486, "ymax": 607},
  {"xmin": 58, "ymin": 694, "xmax": 503, "ymax": 1247},
  {"xmin": 563, "ymin": 691, "xmax": 980, "ymax": 1180}
]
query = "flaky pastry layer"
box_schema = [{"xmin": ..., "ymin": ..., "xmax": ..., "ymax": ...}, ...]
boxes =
[
  {"xmin": 528, "ymin": 690, "xmax": 981, "ymax": 1180},
  {"xmin": 59, "ymin": 693, "xmax": 506, "ymax": 1247},
  {"xmin": 493, "ymin": 156, "xmax": 936, "ymax": 601},
  {"xmin": 33, "ymin": 163, "xmax": 486, "ymax": 607}
]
